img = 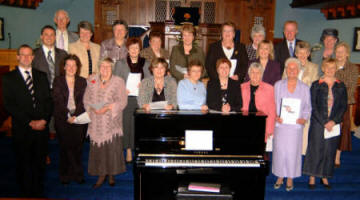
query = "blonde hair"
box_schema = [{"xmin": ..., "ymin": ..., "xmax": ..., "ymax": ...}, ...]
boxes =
[
  {"xmin": 256, "ymin": 40, "xmax": 274, "ymax": 60},
  {"xmin": 295, "ymin": 41, "xmax": 311, "ymax": 54},
  {"xmin": 335, "ymin": 41, "xmax": 351, "ymax": 57}
]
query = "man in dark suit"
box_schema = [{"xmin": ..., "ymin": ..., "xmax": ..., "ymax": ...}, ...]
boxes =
[
  {"xmin": 274, "ymin": 20, "xmax": 302, "ymax": 75},
  {"xmin": 33, "ymin": 25, "xmax": 67, "ymax": 89},
  {"xmin": 2, "ymin": 44, "xmax": 53, "ymax": 197}
]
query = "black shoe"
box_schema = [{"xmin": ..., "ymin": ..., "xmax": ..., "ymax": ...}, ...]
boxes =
[
  {"xmin": 320, "ymin": 179, "xmax": 331, "ymax": 189},
  {"xmin": 308, "ymin": 183, "xmax": 316, "ymax": 189},
  {"xmin": 92, "ymin": 183, "xmax": 102, "ymax": 189},
  {"xmin": 61, "ymin": 181, "xmax": 69, "ymax": 185},
  {"xmin": 109, "ymin": 181, "xmax": 115, "ymax": 187}
]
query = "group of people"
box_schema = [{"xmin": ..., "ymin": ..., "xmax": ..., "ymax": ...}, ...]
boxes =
[{"xmin": 2, "ymin": 9, "xmax": 358, "ymax": 198}]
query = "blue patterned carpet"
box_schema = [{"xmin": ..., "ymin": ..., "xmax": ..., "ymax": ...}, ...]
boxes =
[{"xmin": 0, "ymin": 133, "xmax": 360, "ymax": 199}]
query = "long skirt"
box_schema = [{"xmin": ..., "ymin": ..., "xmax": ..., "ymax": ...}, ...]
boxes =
[
  {"xmin": 56, "ymin": 122, "xmax": 87, "ymax": 182},
  {"xmin": 303, "ymin": 124, "xmax": 340, "ymax": 178},
  {"xmin": 88, "ymin": 135, "xmax": 126, "ymax": 176},
  {"xmin": 272, "ymin": 124, "xmax": 303, "ymax": 178},
  {"xmin": 123, "ymin": 96, "xmax": 138, "ymax": 149},
  {"xmin": 338, "ymin": 106, "xmax": 352, "ymax": 151}
]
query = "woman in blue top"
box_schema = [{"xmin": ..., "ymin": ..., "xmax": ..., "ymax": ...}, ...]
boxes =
[{"xmin": 177, "ymin": 60, "xmax": 208, "ymax": 111}]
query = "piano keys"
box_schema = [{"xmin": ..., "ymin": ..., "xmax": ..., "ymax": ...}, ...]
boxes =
[{"xmin": 134, "ymin": 110, "xmax": 269, "ymax": 200}]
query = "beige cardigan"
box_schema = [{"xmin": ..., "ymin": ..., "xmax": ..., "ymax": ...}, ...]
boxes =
[
  {"xmin": 282, "ymin": 61, "xmax": 319, "ymax": 86},
  {"xmin": 69, "ymin": 40, "xmax": 100, "ymax": 78}
]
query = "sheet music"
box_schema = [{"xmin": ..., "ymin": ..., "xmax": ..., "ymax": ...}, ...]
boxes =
[
  {"xmin": 149, "ymin": 101, "xmax": 168, "ymax": 110},
  {"xmin": 280, "ymin": 98, "xmax": 301, "ymax": 125},
  {"xmin": 90, "ymin": 102, "xmax": 106, "ymax": 110},
  {"xmin": 73, "ymin": 112, "xmax": 91, "ymax": 124},
  {"xmin": 126, "ymin": 73, "xmax": 141, "ymax": 96},
  {"xmin": 265, "ymin": 135, "xmax": 273, "ymax": 152},
  {"xmin": 175, "ymin": 65, "xmax": 187, "ymax": 74},
  {"xmin": 229, "ymin": 59, "xmax": 237, "ymax": 77},
  {"xmin": 185, "ymin": 130, "xmax": 213, "ymax": 151},
  {"xmin": 324, "ymin": 124, "xmax": 340, "ymax": 139}
]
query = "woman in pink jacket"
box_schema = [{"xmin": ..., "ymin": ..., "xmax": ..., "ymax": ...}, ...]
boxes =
[{"xmin": 241, "ymin": 62, "xmax": 276, "ymax": 143}]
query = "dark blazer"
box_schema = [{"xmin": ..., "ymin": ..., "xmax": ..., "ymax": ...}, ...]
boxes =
[
  {"xmin": 205, "ymin": 40, "xmax": 249, "ymax": 82},
  {"xmin": 206, "ymin": 78, "xmax": 242, "ymax": 112},
  {"xmin": 32, "ymin": 46, "xmax": 68, "ymax": 85},
  {"xmin": 52, "ymin": 75, "xmax": 87, "ymax": 123},
  {"xmin": 310, "ymin": 80, "xmax": 347, "ymax": 128},
  {"xmin": 274, "ymin": 39, "xmax": 302, "ymax": 75},
  {"xmin": 2, "ymin": 67, "xmax": 53, "ymax": 137},
  {"xmin": 245, "ymin": 59, "xmax": 281, "ymax": 86}
]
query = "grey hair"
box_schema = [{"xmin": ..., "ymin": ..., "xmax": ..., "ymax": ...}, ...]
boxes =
[
  {"xmin": 54, "ymin": 9, "xmax": 69, "ymax": 20},
  {"xmin": 251, "ymin": 24, "xmax": 266, "ymax": 39},
  {"xmin": 99, "ymin": 57, "xmax": 115, "ymax": 70},
  {"xmin": 248, "ymin": 62, "xmax": 264, "ymax": 77},
  {"xmin": 284, "ymin": 57, "xmax": 301, "ymax": 71}
]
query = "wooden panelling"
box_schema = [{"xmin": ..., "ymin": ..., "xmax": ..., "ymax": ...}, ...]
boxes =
[
  {"xmin": 0, "ymin": 49, "xmax": 17, "ymax": 71},
  {"xmin": 94, "ymin": 0, "xmax": 276, "ymax": 45}
]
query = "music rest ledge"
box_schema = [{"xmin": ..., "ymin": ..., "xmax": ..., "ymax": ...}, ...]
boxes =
[{"xmin": 133, "ymin": 109, "xmax": 270, "ymax": 200}]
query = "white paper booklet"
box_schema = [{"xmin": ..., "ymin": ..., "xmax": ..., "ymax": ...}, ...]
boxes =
[
  {"xmin": 73, "ymin": 112, "xmax": 91, "ymax": 124},
  {"xmin": 175, "ymin": 65, "xmax": 187, "ymax": 74},
  {"xmin": 280, "ymin": 98, "xmax": 301, "ymax": 125},
  {"xmin": 149, "ymin": 101, "xmax": 168, "ymax": 110},
  {"xmin": 229, "ymin": 59, "xmax": 237, "ymax": 77},
  {"xmin": 324, "ymin": 124, "xmax": 340, "ymax": 139},
  {"xmin": 265, "ymin": 135, "xmax": 273, "ymax": 152},
  {"xmin": 90, "ymin": 102, "xmax": 106, "ymax": 110},
  {"xmin": 126, "ymin": 73, "xmax": 141, "ymax": 96}
]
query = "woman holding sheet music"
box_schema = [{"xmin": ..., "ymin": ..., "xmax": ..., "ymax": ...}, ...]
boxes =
[
  {"xmin": 138, "ymin": 57, "xmax": 177, "ymax": 111},
  {"xmin": 303, "ymin": 58, "xmax": 347, "ymax": 189},
  {"xmin": 84, "ymin": 57, "xmax": 128, "ymax": 189},
  {"xmin": 114, "ymin": 37, "xmax": 151, "ymax": 162},
  {"xmin": 272, "ymin": 58, "xmax": 311, "ymax": 191},
  {"xmin": 53, "ymin": 54, "xmax": 87, "ymax": 185}
]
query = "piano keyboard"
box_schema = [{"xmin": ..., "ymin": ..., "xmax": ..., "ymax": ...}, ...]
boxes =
[{"xmin": 144, "ymin": 158, "xmax": 261, "ymax": 168}]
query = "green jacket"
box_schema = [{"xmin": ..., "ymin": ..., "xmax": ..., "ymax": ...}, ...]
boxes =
[{"xmin": 169, "ymin": 42, "xmax": 205, "ymax": 82}]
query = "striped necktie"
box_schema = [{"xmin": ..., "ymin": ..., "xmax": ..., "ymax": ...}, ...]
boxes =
[
  {"xmin": 25, "ymin": 71, "xmax": 36, "ymax": 108},
  {"xmin": 47, "ymin": 50, "xmax": 55, "ymax": 87},
  {"xmin": 289, "ymin": 42, "xmax": 294, "ymax": 57}
]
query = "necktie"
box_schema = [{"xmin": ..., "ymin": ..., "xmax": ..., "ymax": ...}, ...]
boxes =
[
  {"xmin": 47, "ymin": 50, "xmax": 55, "ymax": 87},
  {"xmin": 58, "ymin": 32, "xmax": 64, "ymax": 50},
  {"xmin": 289, "ymin": 42, "xmax": 294, "ymax": 57},
  {"xmin": 25, "ymin": 71, "xmax": 36, "ymax": 108}
]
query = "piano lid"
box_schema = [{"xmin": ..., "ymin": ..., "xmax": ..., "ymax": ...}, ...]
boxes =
[{"xmin": 134, "ymin": 109, "xmax": 267, "ymax": 156}]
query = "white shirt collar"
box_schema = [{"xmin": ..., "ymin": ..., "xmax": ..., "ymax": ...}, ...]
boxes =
[
  {"xmin": 18, "ymin": 66, "xmax": 32, "ymax": 80},
  {"xmin": 42, "ymin": 45, "xmax": 55, "ymax": 61}
]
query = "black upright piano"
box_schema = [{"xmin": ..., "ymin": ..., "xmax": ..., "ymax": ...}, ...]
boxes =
[{"xmin": 134, "ymin": 110, "xmax": 269, "ymax": 200}]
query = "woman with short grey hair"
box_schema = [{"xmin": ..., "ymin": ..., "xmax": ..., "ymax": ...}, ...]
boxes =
[
  {"xmin": 241, "ymin": 62, "xmax": 275, "ymax": 144},
  {"xmin": 272, "ymin": 57, "xmax": 311, "ymax": 191},
  {"xmin": 246, "ymin": 25, "xmax": 266, "ymax": 60}
]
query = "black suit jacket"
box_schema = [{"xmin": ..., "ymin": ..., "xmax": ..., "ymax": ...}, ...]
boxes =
[
  {"xmin": 205, "ymin": 40, "xmax": 249, "ymax": 82},
  {"xmin": 52, "ymin": 75, "xmax": 87, "ymax": 123},
  {"xmin": 274, "ymin": 39, "xmax": 302, "ymax": 75},
  {"xmin": 32, "ymin": 46, "xmax": 68, "ymax": 85},
  {"xmin": 206, "ymin": 78, "xmax": 242, "ymax": 112},
  {"xmin": 2, "ymin": 67, "xmax": 53, "ymax": 139}
]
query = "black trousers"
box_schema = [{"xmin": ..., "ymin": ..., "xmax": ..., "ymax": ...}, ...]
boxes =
[
  {"xmin": 13, "ymin": 130, "xmax": 48, "ymax": 197},
  {"xmin": 56, "ymin": 123, "xmax": 87, "ymax": 182}
]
